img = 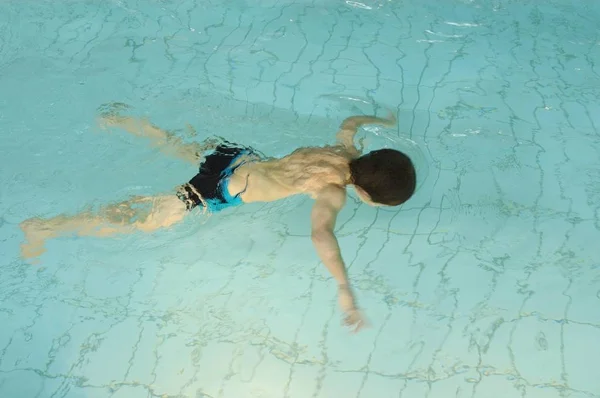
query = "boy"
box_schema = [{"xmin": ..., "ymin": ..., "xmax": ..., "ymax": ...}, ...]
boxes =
[{"xmin": 20, "ymin": 104, "xmax": 417, "ymax": 332}]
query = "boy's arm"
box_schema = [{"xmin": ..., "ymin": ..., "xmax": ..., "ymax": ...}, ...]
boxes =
[
  {"xmin": 335, "ymin": 114, "xmax": 397, "ymax": 153},
  {"xmin": 311, "ymin": 185, "xmax": 367, "ymax": 333}
]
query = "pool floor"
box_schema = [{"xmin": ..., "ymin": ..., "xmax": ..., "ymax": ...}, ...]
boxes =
[{"xmin": 0, "ymin": 0, "xmax": 599, "ymax": 397}]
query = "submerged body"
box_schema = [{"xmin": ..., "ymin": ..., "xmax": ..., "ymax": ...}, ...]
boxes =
[{"xmin": 20, "ymin": 104, "xmax": 416, "ymax": 332}]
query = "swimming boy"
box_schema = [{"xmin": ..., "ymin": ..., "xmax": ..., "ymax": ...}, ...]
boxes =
[{"xmin": 20, "ymin": 104, "xmax": 417, "ymax": 332}]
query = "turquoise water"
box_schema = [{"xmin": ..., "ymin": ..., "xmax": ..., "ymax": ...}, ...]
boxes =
[{"xmin": 1, "ymin": 0, "xmax": 600, "ymax": 397}]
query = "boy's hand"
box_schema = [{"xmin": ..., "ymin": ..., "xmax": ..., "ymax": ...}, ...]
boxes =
[
  {"xmin": 338, "ymin": 284, "xmax": 368, "ymax": 333},
  {"xmin": 343, "ymin": 308, "xmax": 367, "ymax": 333}
]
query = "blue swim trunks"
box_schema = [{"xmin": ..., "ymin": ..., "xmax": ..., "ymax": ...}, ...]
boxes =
[{"xmin": 177, "ymin": 142, "xmax": 256, "ymax": 213}]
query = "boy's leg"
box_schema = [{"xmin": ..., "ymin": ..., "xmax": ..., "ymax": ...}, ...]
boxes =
[
  {"xmin": 20, "ymin": 194, "xmax": 187, "ymax": 261},
  {"xmin": 97, "ymin": 102, "xmax": 218, "ymax": 165}
]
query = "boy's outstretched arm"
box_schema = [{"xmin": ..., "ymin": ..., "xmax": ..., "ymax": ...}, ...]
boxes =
[
  {"xmin": 335, "ymin": 113, "xmax": 397, "ymax": 153},
  {"xmin": 311, "ymin": 185, "xmax": 367, "ymax": 333}
]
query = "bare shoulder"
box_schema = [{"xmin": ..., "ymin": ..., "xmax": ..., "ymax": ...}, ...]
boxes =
[
  {"xmin": 315, "ymin": 184, "xmax": 346, "ymax": 209},
  {"xmin": 286, "ymin": 145, "xmax": 357, "ymax": 160}
]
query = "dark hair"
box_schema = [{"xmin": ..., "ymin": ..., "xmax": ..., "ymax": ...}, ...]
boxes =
[{"xmin": 349, "ymin": 148, "xmax": 416, "ymax": 206}]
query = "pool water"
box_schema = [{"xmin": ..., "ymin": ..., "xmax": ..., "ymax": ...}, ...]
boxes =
[{"xmin": 1, "ymin": 0, "xmax": 599, "ymax": 397}]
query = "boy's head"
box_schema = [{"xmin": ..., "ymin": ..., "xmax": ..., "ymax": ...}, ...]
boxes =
[{"xmin": 349, "ymin": 148, "xmax": 416, "ymax": 206}]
